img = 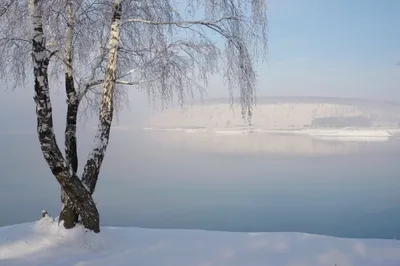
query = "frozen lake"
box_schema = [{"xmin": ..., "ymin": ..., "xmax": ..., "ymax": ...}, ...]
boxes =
[{"xmin": 1, "ymin": 131, "xmax": 399, "ymax": 239}]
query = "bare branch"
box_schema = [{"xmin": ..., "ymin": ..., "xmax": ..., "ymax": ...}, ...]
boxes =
[
  {"xmin": 77, "ymin": 46, "xmax": 108, "ymax": 101},
  {"xmin": 122, "ymin": 16, "xmax": 239, "ymax": 26},
  {"xmin": 0, "ymin": 0, "xmax": 17, "ymax": 18}
]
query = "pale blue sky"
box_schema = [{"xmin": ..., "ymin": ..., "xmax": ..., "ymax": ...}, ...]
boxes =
[{"xmin": 254, "ymin": 0, "xmax": 400, "ymax": 100}]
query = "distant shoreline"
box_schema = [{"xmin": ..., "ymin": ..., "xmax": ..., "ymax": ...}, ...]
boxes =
[{"xmin": 144, "ymin": 127, "xmax": 399, "ymax": 142}]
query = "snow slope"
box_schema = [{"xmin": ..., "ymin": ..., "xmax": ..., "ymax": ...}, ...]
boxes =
[
  {"xmin": 1, "ymin": 217, "xmax": 400, "ymax": 266},
  {"xmin": 146, "ymin": 97, "xmax": 400, "ymax": 130}
]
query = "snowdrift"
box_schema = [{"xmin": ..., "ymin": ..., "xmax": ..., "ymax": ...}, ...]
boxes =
[{"xmin": 1, "ymin": 217, "xmax": 400, "ymax": 266}]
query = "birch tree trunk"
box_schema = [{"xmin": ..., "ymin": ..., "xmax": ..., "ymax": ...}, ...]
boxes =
[
  {"xmin": 29, "ymin": 0, "xmax": 99, "ymax": 233},
  {"xmin": 59, "ymin": 0, "xmax": 79, "ymax": 228},
  {"xmin": 81, "ymin": 0, "xmax": 122, "ymax": 193},
  {"xmin": 60, "ymin": 0, "xmax": 122, "ymax": 229}
]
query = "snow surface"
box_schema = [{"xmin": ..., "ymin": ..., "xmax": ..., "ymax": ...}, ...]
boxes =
[{"xmin": 1, "ymin": 217, "xmax": 400, "ymax": 266}]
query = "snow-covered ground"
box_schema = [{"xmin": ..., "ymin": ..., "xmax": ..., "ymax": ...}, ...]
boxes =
[{"xmin": 1, "ymin": 217, "xmax": 400, "ymax": 266}]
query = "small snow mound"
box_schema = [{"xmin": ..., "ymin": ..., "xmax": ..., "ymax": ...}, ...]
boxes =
[
  {"xmin": 0, "ymin": 218, "xmax": 107, "ymax": 261},
  {"xmin": 36, "ymin": 215, "xmax": 54, "ymax": 227},
  {"xmin": 41, "ymin": 210, "xmax": 48, "ymax": 218}
]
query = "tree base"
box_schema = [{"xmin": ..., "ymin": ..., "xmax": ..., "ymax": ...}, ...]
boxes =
[{"xmin": 59, "ymin": 204, "xmax": 79, "ymax": 229}]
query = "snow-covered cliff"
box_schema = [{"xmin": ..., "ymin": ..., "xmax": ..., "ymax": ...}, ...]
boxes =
[{"xmin": 146, "ymin": 97, "xmax": 400, "ymax": 130}]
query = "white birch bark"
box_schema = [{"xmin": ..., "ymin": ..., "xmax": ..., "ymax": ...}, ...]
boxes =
[{"xmin": 81, "ymin": 0, "xmax": 122, "ymax": 194}]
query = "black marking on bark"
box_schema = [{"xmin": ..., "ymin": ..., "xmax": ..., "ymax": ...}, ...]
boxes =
[
  {"xmin": 65, "ymin": 73, "xmax": 79, "ymax": 173},
  {"xmin": 51, "ymin": 166, "xmax": 63, "ymax": 175}
]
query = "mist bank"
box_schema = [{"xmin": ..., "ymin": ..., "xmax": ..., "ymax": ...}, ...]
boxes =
[{"xmin": 146, "ymin": 96, "xmax": 400, "ymax": 130}]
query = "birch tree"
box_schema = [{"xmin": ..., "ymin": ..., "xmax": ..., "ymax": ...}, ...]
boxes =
[{"xmin": 0, "ymin": 0, "xmax": 268, "ymax": 233}]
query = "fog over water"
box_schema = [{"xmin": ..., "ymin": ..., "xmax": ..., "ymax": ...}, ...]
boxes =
[
  {"xmin": 1, "ymin": 89, "xmax": 400, "ymax": 239},
  {"xmin": 1, "ymin": 125, "xmax": 399, "ymax": 239}
]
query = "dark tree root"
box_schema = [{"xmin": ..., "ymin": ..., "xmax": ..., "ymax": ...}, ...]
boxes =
[{"xmin": 59, "ymin": 204, "xmax": 79, "ymax": 229}]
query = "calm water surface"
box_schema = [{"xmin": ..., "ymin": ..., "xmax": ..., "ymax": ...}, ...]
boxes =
[{"xmin": 1, "ymin": 131, "xmax": 399, "ymax": 239}]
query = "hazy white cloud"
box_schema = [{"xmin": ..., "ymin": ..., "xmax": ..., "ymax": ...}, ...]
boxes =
[
  {"xmin": 274, "ymin": 241, "xmax": 290, "ymax": 252},
  {"xmin": 316, "ymin": 249, "xmax": 354, "ymax": 266},
  {"xmin": 219, "ymin": 248, "xmax": 236, "ymax": 259},
  {"xmin": 247, "ymin": 239, "xmax": 269, "ymax": 250},
  {"xmin": 353, "ymin": 242, "xmax": 367, "ymax": 257}
]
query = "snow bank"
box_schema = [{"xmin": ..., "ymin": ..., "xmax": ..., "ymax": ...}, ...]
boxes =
[
  {"xmin": 145, "ymin": 100, "xmax": 400, "ymax": 130},
  {"xmin": 304, "ymin": 128, "xmax": 391, "ymax": 142},
  {"xmin": 144, "ymin": 127, "xmax": 393, "ymax": 141},
  {"xmin": 312, "ymin": 136, "xmax": 389, "ymax": 142},
  {"xmin": 305, "ymin": 128, "xmax": 392, "ymax": 137},
  {"xmin": 1, "ymin": 218, "xmax": 400, "ymax": 266}
]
